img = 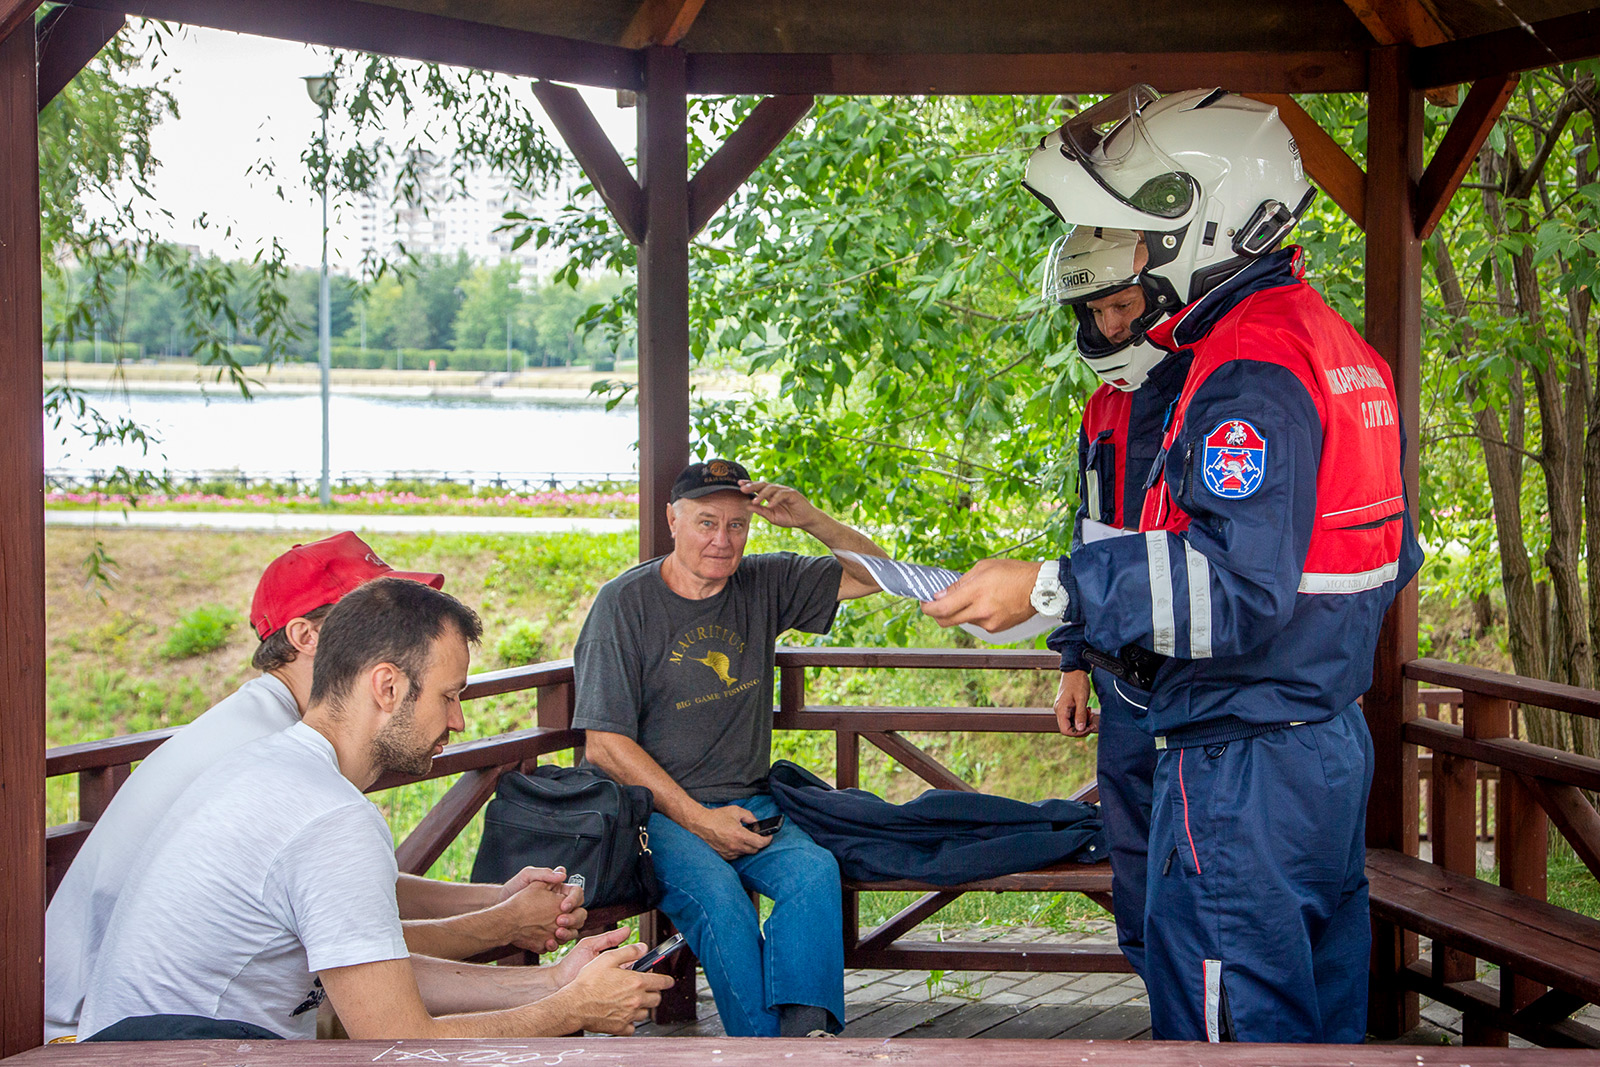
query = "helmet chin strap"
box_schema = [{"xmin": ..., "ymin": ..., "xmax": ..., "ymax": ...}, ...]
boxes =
[{"xmin": 1073, "ymin": 314, "xmax": 1174, "ymax": 392}]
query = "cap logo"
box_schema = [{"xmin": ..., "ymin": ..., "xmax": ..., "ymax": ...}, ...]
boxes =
[
  {"xmin": 707, "ymin": 460, "xmax": 734, "ymax": 479},
  {"xmin": 1202, "ymin": 419, "xmax": 1267, "ymax": 499},
  {"xmin": 365, "ymin": 552, "xmax": 386, "ymax": 568}
]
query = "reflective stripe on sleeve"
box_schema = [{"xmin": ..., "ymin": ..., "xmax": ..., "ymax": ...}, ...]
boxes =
[
  {"xmin": 1298, "ymin": 560, "xmax": 1400, "ymax": 594},
  {"xmin": 1146, "ymin": 531, "xmax": 1176, "ymax": 655},
  {"xmin": 1204, "ymin": 959, "xmax": 1224, "ymax": 1042},
  {"xmin": 1185, "ymin": 542, "xmax": 1212, "ymax": 658}
]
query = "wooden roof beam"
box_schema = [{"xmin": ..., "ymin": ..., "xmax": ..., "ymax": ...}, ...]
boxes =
[
  {"xmin": 65, "ymin": 0, "xmax": 642, "ymax": 91},
  {"xmin": 688, "ymin": 94, "xmax": 813, "ymax": 237},
  {"xmin": 0, "ymin": 0, "xmax": 40, "ymax": 46},
  {"xmin": 1414, "ymin": 6, "xmax": 1600, "ymax": 89},
  {"xmin": 620, "ymin": 0, "xmax": 707, "ymax": 49},
  {"xmin": 1341, "ymin": 0, "xmax": 1449, "ymax": 48},
  {"xmin": 1245, "ymin": 93, "xmax": 1367, "ymax": 231},
  {"xmin": 686, "ymin": 49, "xmax": 1366, "ymax": 96},
  {"xmin": 1341, "ymin": 0, "xmax": 1458, "ymax": 104},
  {"xmin": 36, "ymin": 3, "xmax": 125, "ymax": 109},
  {"xmin": 1414, "ymin": 73, "xmax": 1517, "ymax": 240},
  {"xmin": 530, "ymin": 80, "xmax": 644, "ymax": 244}
]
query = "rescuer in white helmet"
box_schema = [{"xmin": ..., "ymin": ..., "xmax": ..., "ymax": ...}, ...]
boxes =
[
  {"xmin": 1036, "ymin": 220, "xmax": 1192, "ymax": 986},
  {"xmin": 927, "ymin": 87, "xmax": 1422, "ymax": 1044}
]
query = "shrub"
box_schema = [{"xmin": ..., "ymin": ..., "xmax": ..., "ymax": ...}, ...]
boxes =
[
  {"xmin": 495, "ymin": 618, "xmax": 549, "ymax": 667},
  {"xmin": 161, "ymin": 603, "xmax": 242, "ymax": 659}
]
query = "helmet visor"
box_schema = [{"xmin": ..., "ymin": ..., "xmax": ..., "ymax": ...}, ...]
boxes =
[
  {"xmin": 1056, "ymin": 85, "xmax": 1196, "ymax": 221},
  {"xmin": 1041, "ymin": 227, "xmax": 1144, "ymax": 305}
]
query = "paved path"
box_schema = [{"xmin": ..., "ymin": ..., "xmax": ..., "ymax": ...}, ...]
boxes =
[{"xmin": 45, "ymin": 510, "xmax": 637, "ymax": 535}]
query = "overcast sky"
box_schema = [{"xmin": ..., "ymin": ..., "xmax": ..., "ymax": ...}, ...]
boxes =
[{"xmin": 141, "ymin": 26, "xmax": 638, "ymax": 271}]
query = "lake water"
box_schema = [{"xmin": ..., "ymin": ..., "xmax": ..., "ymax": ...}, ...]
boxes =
[{"xmin": 46, "ymin": 388, "xmax": 642, "ymax": 483}]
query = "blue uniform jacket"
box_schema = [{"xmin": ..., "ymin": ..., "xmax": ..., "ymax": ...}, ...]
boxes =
[
  {"xmin": 1061, "ymin": 250, "xmax": 1425, "ymax": 744},
  {"xmin": 1048, "ymin": 350, "xmax": 1192, "ymax": 673},
  {"xmin": 767, "ymin": 760, "xmax": 1105, "ymax": 884}
]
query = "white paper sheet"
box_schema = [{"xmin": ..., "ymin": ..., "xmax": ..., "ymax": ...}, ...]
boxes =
[
  {"xmin": 1081, "ymin": 518, "xmax": 1137, "ymax": 544},
  {"xmin": 836, "ymin": 551, "xmax": 1059, "ymax": 645}
]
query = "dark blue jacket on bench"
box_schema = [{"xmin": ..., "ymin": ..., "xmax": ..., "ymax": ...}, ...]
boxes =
[{"xmin": 767, "ymin": 760, "xmax": 1105, "ymax": 885}]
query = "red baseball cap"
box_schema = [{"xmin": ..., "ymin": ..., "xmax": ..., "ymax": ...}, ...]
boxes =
[{"xmin": 249, "ymin": 531, "xmax": 445, "ymax": 640}]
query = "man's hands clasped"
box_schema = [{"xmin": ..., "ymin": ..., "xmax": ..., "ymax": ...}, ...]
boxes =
[{"xmin": 493, "ymin": 867, "xmax": 588, "ymax": 953}]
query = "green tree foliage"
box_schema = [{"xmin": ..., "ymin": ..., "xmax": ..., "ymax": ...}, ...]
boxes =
[
  {"xmin": 1419, "ymin": 66, "xmax": 1600, "ymax": 761},
  {"xmin": 454, "ymin": 260, "xmax": 524, "ymax": 351},
  {"xmin": 548, "ymin": 96, "xmax": 1092, "ymax": 577}
]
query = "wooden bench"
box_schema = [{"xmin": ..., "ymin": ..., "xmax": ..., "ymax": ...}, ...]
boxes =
[
  {"xmin": 1367, "ymin": 848, "xmax": 1600, "ymax": 1048},
  {"xmin": 567, "ymin": 857, "xmax": 1124, "ymax": 1025},
  {"xmin": 843, "ymin": 860, "xmax": 1124, "ymax": 973}
]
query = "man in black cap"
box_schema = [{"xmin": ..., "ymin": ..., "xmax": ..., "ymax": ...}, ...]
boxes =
[{"xmin": 573, "ymin": 460, "xmax": 884, "ymax": 1037}]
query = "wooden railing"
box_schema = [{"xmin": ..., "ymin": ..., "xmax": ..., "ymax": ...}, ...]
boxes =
[
  {"xmin": 43, "ymin": 651, "xmax": 1492, "ymax": 907},
  {"xmin": 1392, "ymin": 657, "xmax": 1600, "ymax": 1045}
]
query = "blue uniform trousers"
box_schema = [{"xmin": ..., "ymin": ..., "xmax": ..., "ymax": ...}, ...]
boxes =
[
  {"xmin": 1092, "ymin": 667, "xmax": 1157, "ymax": 978},
  {"xmin": 1143, "ymin": 704, "xmax": 1373, "ymax": 1043},
  {"xmin": 647, "ymin": 794, "xmax": 845, "ymax": 1037}
]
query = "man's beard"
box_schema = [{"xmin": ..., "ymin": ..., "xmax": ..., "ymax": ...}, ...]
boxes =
[{"xmin": 370, "ymin": 689, "xmax": 446, "ymax": 776}]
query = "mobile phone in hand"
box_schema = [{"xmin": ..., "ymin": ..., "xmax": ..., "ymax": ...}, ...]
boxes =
[
  {"xmin": 749, "ymin": 814, "xmax": 784, "ymax": 837},
  {"xmin": 629, "ymin": 932, "xmax": 687, "ymax": 971}
]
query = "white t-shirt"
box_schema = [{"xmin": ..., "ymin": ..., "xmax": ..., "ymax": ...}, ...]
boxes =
[
  {"xmin": 45, "ymin": 674, "xmax": 300, "ymax": 1040},
  {"xmin": 78, "ymin": 722, "xmax": 408, "ymax": 1040}
]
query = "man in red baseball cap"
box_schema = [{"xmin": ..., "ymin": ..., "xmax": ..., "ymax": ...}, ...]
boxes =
[
  {"xmin": 249, "ymin": 531, "xmax": 445, "ymax": 642},
  {"xmin": 46, "ymin": 533, "xmax": 585, "ymax": 1042}
]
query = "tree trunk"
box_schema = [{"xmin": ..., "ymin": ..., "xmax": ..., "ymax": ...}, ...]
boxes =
[{"xmin": 1430, "ymin": 232, "xmax": 1544, "ymax": 677}]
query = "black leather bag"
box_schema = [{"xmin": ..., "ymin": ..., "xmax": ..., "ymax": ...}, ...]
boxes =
[{"xmin": 471, "ymin": 765, "xmax": 660, "ymax": 910}]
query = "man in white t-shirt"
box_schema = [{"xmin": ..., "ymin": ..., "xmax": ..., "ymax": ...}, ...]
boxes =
[
  {"xmin": 80, "ymin": 578, "xmax": 672, "ymax": 1040},
  {"xmin": 47, "ymin": 533, "xmax": 586, "ymax": 1041}
]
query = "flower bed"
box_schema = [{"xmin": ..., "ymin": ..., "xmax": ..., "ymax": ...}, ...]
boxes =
[{"xmin": 46, "ymin": 488, "xmax": 641, "ymax": 519}]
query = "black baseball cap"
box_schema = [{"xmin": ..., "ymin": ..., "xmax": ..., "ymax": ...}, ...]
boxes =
[{"xmin": 670, "ymin": 459, "xmax": 753, "ymax": 503}]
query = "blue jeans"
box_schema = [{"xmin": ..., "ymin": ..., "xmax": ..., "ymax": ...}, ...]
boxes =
[{"xmin": 647, "ymin": 793, "xmax": 844, "ymax": 1037}]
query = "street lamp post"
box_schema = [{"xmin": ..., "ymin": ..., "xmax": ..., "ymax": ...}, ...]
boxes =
[{"xmin": 304, "ymin": 72, "xmax": 336, "ymax": 507}]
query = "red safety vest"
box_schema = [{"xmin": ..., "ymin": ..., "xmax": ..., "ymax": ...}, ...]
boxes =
[
  {"xmin": 1080, "ymin": 385, "xmax": 1133, "ymax": 528},
  {"xmin": 1138, "ymin": 275, "xmax": 1407, "ymax": 595}
]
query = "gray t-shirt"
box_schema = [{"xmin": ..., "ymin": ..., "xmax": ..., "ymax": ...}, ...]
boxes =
[{"xmin": 572, "ymin": 552, "xmax": 842, "ymax": 803}]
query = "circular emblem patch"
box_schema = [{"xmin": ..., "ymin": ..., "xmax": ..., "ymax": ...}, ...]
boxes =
[
  {"xmin": 1202, "ymin": 419, "xmax": 1267, "ymax": 499},
  {"xmin": 707, "ymin": 459, "xmax": 733, "ymax": 478}
]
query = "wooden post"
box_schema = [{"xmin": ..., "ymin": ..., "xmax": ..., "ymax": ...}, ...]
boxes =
[
  {"xmin": 1361, "ymin": 43, "xmax": 1423, "ymax": 1041},
  {"xmin": 1457, "ymin": 693, "xmax": 1510, "ymax": 1045},
  {"xmin": 635, "ymin": 45, "xmax": 690, "ymax": 562},
  {"xmin": 0, "ymin": 16, "xmax": 46, "ymax": 1057},
  {"xmin": 1498, "ymin": 769, "xmax": 1548, "ymax": 1017}
]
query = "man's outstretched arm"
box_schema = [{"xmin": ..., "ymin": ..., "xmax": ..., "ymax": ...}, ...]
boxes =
[
  {"xmin": 741, "ymin": 479, "xmax": 887, "ymax": 600},
  {"xmin": 321, "ymin": 934, "xmax": 673, "ymax": 1039},
  {"xmin": 399, "ymin": 870, "xmax": 586, "ymax": 958},
  {"xmin": 409, "ymin": 929, "xmax": 629, "ymax": 1014}
]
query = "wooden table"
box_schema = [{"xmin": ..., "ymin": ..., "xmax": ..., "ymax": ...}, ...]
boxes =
[{"xmin": 4, "ymin": 1039, "xmax": 1595, "ymax": 1066}]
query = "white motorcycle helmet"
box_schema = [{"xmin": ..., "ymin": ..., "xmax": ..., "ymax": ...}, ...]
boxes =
[
  {"xmin": 1025, "ymin": 86, "xmax": 1314, "ymax": 308},
  {"xmin": 1039, "ymin": 225, "xmax": 1176, "ymax": 391}
]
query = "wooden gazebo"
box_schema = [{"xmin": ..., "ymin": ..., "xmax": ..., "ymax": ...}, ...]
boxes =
[{"xmin": 5, "ymin": 0, "xmax": 1600, "ymax": 1061}]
